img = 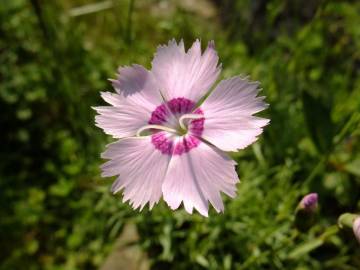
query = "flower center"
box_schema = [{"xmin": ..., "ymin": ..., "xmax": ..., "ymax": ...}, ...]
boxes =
[{"xmin": 147, "ymin": 97, "xmax": 205, "ymax": 155}]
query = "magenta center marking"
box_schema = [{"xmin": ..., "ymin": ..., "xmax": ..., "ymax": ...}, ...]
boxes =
[{"xmin": 149, "ymin": 97, "xmax": 205, "ymax": 155}]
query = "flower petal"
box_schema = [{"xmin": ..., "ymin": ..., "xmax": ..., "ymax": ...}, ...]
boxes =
[
  {"xmin": 94, "ymin": 65, "xmax": 163, "ymax": 138},
  {"xmin": 162, "ymin": 142, "xmax": 238, "ymax": 217},
  {"xmin": 101, "ymin": 137, "xmax": 171, "ymax": 210},
  {"xmin": 151, "ymin": 39, "xmax": 220, "ymax": 102},
  {"xmin": 111, "ymin": 64, "xmax": 162, "ymax": 106},
  {"xmin": 201, "ymin": 76, "xmax": 269, "ymax": 152},
  {"xmin": 94, "ymin": 92, "xmax": 152, "ymax": 138},
  {"xmin": 353, "ymin": 217, "xmax": 360, "ymax": 244}
]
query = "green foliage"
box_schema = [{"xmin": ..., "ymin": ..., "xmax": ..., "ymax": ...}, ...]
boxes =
[{"xmin": 1, "ymin": 0, "xmax": 360, "ymax": 269}]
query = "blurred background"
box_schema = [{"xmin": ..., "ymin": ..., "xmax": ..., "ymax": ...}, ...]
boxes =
[{"xmin": 1, "ymin": 0, "xmax": 360, "ymax": 269}]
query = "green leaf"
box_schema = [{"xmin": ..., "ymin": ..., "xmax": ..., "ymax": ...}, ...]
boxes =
[
  {"xmin": 344, "ymin": 158, "xmax": 360, "ymax": 177},
  {"xmin": 288, "ymin": 239, "xmax": 323, "ymax": 259},
  {"xmin": 302, "ymin": 91, "xmax": 335, "ymax": 153}
]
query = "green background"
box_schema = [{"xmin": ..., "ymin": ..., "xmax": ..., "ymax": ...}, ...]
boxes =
[{"xmin": 1, "ymin": 0, "xmax": 360, "ymax": 269}]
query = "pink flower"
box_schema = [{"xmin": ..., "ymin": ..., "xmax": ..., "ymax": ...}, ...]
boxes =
[
  {"xmin": 94, "ymin": 39, "xmax": 269, "ymax": 216},
  {"xmin": 298, "ymin": 193, "xmax": 318, "ymax": 213},
  {"xmin": 353, "ymin": 217, "xmax": 360, "ymax": 244}
]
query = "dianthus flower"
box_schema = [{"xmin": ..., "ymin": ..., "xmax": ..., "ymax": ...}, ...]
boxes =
[{"xmin": 94, "ymin": 39, "xmax": 269, "ymax": 216}]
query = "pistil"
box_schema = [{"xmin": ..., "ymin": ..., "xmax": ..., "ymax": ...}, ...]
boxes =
[
  {"xmin": 178, "ymin": 114, "xmax": 205, "ymax": 130},
  {"xmin": 136, "ymin": 125, "xmax": 177, "ymax": 137}
]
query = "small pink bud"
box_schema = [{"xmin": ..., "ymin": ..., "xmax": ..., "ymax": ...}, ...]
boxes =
[
  {"xmin": 353, "ymin": 217, "xmax": 360, "ymax": 244},
  {"xmin": 299, "ymin": 193, "xmax": 318, "ymax": 212},
  {"xmin": 208, "ymin": 40, "xmax": 215, "ymax": 49},
  {"xmin": 294, "ymin": 193, "xmax": 318, "ymax": 232}
]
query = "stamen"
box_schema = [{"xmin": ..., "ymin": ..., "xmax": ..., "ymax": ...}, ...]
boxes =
[
  {"xmin": 178, "ymin": 114, "xmax": 205, "ymax": 130},
  {"xmin": 136, "ymin": 124, "xmax": 177, "ymax": 137}
]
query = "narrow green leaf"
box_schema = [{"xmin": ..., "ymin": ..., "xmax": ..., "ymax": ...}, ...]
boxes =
[{"xmin": 302, "ymin": 91, "xmax": 335, "ymax": 153}]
